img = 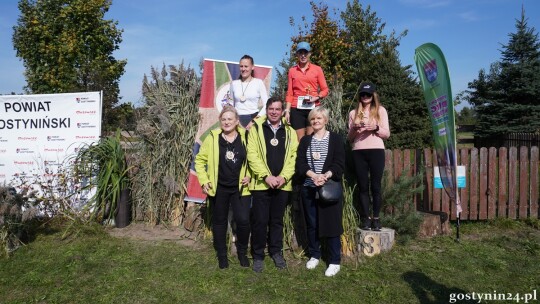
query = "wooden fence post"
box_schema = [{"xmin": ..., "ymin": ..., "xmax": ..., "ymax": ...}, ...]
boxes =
[
  {"xmin": 519, "ymin": 147, "xmax": 529, "ymax": 219},
  {"xmin": 498, "ymin": 147, "xmax": 508, "ymax": 218},
  {"xmin": 530, "ymin": 147, "xmax": 539, "ymax": 219},
  {"xmin": 508, "ymin": 147, "xmax": 518, "ymax": 219}
]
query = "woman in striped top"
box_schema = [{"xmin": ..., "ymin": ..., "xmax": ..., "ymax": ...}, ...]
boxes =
[{"xmin": 295, "ymin": 107, "xmax": 345, "ymax": 277}]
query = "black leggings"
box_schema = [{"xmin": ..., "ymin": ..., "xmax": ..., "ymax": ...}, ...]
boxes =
[
  {"xmin": 209, "ymin": 186, "xmax": 251, "ymax": 257},
  {"xmin": 352, "ymin": 149, "xmax": 385, "ymax": 218}
]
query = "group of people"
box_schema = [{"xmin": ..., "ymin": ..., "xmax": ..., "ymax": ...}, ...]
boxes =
[{"xmin": 194, "ymin": 42, "xmax": 390, "ymax": 277}]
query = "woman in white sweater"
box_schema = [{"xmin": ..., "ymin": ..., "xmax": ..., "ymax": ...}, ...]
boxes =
[{"xmin": 229, "ymin": 55, "xmax": 269, "ymax": 129}]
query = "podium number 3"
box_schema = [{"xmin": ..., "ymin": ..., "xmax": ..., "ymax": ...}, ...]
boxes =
[{"xmin": 363, "ymin": 234, "xmax": 381, "ymax": 256}]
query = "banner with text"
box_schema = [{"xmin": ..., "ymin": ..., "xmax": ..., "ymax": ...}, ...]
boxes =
[
  {"xmin": 0, "ymin": 92, "xmax": 102, "ymax": 186},
  {"xmin": 414, "ymin": 43, "xmax": 462, "ymax": 216},
  {"xmin": 184, "ymin": 59, "xmax": 272, "ymax": 203}
]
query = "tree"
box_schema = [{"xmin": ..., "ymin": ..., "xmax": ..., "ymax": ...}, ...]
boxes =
[
  {"xmin": 456, "ymin": 106, "xmax": 476, "ymax": 125},
  {"xmin": 280, "ymin": 0, "xmax": 432, "ymax": 148},
  {"xmin": 12, "ymin": 0, "xmax": 126, "ymax": 131},
  {"xmin": 467, "ymin": 8, "xmax": 540, "ymax": 137}
]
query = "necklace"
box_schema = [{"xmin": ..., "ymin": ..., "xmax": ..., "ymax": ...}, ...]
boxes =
[
  {"xmin": 269, "ymin": 122, "xmax": 280, "ymax": 146},
  {"xmin": 222, "ymin": 132, "xmax": 238, "ymax": 161},
  {"xmin": 311, "ymin": 131, "xmax": 327, "ymax": 160},
  {"xmin": 240, "ymin": 77, "xmax": 252, "ymax": 102}
]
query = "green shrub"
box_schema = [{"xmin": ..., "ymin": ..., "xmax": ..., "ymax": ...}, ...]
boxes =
[{"xmin": 381, "ymin": 170, "xmax": 424, "ymax": 244}]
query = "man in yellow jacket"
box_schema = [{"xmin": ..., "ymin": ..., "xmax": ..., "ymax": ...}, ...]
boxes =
[{"xmin": 247, "ymin": 96, "xmax": 298, "ymax": 273}]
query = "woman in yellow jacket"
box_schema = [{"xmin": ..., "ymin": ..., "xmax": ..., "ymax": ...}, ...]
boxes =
[{"xmin": 195, "ymin": 106, "xmax": 251, "ymax": 269}]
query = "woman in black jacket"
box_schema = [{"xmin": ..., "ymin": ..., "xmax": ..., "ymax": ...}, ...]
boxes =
[{"xmin": 295, "ymin": 107, "xmax": 345, "ymax": 277}]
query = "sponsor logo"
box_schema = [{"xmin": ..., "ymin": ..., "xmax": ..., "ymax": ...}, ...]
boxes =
[
  {"xmin": 76, "ymin": 97, "xmax": 96, "ymax": 103},
  {"xmin": 0, "ymin": 137, "xmax": 7, "ymax": 143},
  {"xmin": 438, "ymin": 128, "xmax": 447, "ymax": 136},
  {"xmin": 16, "ymin": 148, "xmax": 35, "ymax": 154},
  {"xmin": 18, "ymin": 136, "xmax": 38, "ymax": 141},
  {"xmin": 14, "ymin": 160, "xmax": 34, "ymax": 165},
  {"xmin": 47, "ymin": 135, "xmax": 66, "ymax": 142},
  {"xmin": 76, "ymin": 135, "xmax": 97, "ymax": 140},
  {"xmin": 75, "ymin": 110, "xmax": 97, "ymax": 115},
  {"xmin": 423, "ymin": 59, "xmax": 438, "ymax": 83},
  {"xmin": 77, "ymin": 122, "xmax": 97, "ymax": 128},
  {"xmin": 44, "ymin": 160, "xmax": 61, "ymax": 166},
  {"xmin": 44, "ymin": 148, "xmax": 65, "ymax": 152}
]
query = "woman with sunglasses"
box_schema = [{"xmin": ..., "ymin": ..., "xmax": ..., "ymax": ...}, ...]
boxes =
[
  {"xmin": 347, "ymin": 82, "xmax": 390, "ymax": 231},
  {"xmin": 284, "ymin": 41, "xmax": 329, "ymax": 140}
]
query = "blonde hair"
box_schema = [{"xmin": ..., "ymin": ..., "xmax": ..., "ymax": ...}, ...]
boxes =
[
  {"xmin": 355, "ymin": 92, "xmax": 381, "ymax": 123},
  {"xmin": 219, "ymin": 105, "xmax": 239, "ymax": 120},
  {"xmin": 308, "ymin": 106, "xmax": 329, "ymax": 122}
]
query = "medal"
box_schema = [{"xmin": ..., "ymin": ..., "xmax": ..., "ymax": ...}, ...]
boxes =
[
  {"xmin": 240, "ymin": 95, "xmax": 246, "ymax": 102},
  {"xmin": 270, "ymin": 138, "xmax": 279, "ymax": 146},
  {"xmin": 226, "ymin": 150, "xmax": 235, "ymax": 160},
  {"xmin": 312, "ymin": 152, "xmax": 321, "ymax": 160}
]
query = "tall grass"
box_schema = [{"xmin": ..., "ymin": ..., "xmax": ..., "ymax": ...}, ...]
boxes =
[
  {"xmin": 72, "ymin": 130, "xmax": 130, "ymax": 222},
  {"xmin": 131, "ymin": 63, "xmax": 201, "ymax": 224}
]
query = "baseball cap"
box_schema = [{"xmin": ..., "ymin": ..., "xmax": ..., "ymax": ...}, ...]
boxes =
[
  {"xmin": 296, "ymin": 42, "xmax": 311, "ymax": 52},
  {"xmin": 359, "ymin": 82, "xmax": 376, "ymax": 94}
]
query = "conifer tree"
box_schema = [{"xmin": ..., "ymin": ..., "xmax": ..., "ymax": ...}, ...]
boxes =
[{"xmin": 468, "ymin": 8, "xmax": 540, "ymax": 137}]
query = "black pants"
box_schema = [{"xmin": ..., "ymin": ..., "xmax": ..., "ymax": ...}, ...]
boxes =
[
  {"xmin": 353, "ymin": 149, "xmax": 385, "ymax": 218},
  {"xmin": 209, "ymin": 186, "xmax": 251, "ymax": 257},
  {"xmin": 250, "ymin": 189, "xmax": 289, "ymax": 260}
]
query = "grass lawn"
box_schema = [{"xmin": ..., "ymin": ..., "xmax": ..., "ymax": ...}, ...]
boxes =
[{"xmin": 1, "ymin": 219, "xmax": 539, "ymax": 304}]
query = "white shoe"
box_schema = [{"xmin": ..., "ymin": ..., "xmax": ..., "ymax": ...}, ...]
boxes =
[
  {"xmin": 306, "ymin": 258, "xmax": 319, "ymax": 270},
  {"xmin": 325, "ymin": 264, "xmax": 340, "ymax": 277}
]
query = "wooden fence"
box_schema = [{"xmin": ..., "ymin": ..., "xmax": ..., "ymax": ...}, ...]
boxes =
[
  {"xmin": 474, "ymin": 133, "xmax": 540, "ymax": 149},
  {"xmin": 385, "ymin": 146, "xmax": 539, "ymax": 220}
]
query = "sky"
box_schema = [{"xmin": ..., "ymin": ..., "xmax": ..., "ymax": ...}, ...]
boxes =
[{"xmin": 1, "ymin": 0, "xmax": 539, "ymax": 109}]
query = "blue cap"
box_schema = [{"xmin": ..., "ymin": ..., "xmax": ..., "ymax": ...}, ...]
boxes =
[{"xmin": 296, "ymin": 42, "xmax": 311, "ymax": 52}]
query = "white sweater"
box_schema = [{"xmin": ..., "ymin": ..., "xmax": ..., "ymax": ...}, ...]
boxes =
[{"xmin": 229, "ymin": 78, "xmax": 269, "ymax": 116}]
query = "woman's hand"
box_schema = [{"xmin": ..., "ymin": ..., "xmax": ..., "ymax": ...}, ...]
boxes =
[
  {"xmin": 284, "ymin": 111, "xmax": 291, "ymax": 124},
  {"xmin": 311, "ymin": 173, "xmax": 327, "ymax": 186},
  {"xmin": 362, "ymin": 122, "xmax": 379, "ymax": 131},
  {"xmin": 202, "ymin": 182, "xmax": 212, "ymax": 195}
]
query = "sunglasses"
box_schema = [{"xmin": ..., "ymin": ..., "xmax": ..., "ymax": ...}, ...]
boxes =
[
  {"xmin": 360, "ymin": 92, "xmax": 372, "ymax": 98},
  {"xmin": 296, "ymin": 50, "xmax": 309, "ymax": 56}
]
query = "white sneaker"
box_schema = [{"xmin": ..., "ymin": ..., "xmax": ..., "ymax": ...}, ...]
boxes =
[
  {"xmin": 306, "ymin": 258, "xmax": 319, "ymax": 270},
  {"xmin": 325, "ymin": 264, "xmax": 340, "ymax": 277}
]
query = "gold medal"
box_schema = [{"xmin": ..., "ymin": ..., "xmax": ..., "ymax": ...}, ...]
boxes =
[
  {"xmin": 226, "ymin": 150, "xmax": 235, "ymax": 160},
  {"xmin": 312, "ymin": 152, "xmax": 321, "ymax": 160},
  {"xmin": 240, "ymin": 95, "xmax": 246, "ymax": 102},
  {"xmin": 270, "ymin": 138, "xmax": 279, "ymax": 146}
]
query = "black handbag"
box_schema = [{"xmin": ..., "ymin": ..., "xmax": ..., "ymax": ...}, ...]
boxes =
[
  {"xmin": 308, "ymin": 140, "xmax": 342, "ymax": 205},
  {"xmin": 318, "ymin": 179, "xmax": 342, "ymax": 205}
]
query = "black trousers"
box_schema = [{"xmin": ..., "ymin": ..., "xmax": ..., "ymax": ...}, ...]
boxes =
[
  {"xmin": 250, "ymin": 189, "xmax": 289, "ymax": 260},
  {"xmin": 209, "ymin": 186, "xmax": 251, "ymax": 257},
  {"xmin": 353, "ymin": 149, "xmax": 385, "ymax": 218}
]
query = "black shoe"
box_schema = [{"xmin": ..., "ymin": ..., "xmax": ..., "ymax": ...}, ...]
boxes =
[
  {"xmin": 253, "ymin": 259, "xmax": 264, "ymax": 273},
  {"xmin": 238, "ymin": 255, "xmax": 250, "ymax": 267},
  {"xmin": 271, "ymin": 253, "xmax": 287, "ymax": 269},
  {"xmin": 372, "ymin": 218, "xmax": 381, "ymax": 231},
  {"xmin": 218, "ymin": 256, "xmax": 229, "ymax": 269},
  {"xmin": 361, "ymin": 218, "xmax": 372, "ymax": 230}
]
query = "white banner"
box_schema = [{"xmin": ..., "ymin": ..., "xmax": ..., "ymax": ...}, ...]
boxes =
[{"xmin": 0, "ymin": 92, "xmax": 102, "ymax": 186}]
